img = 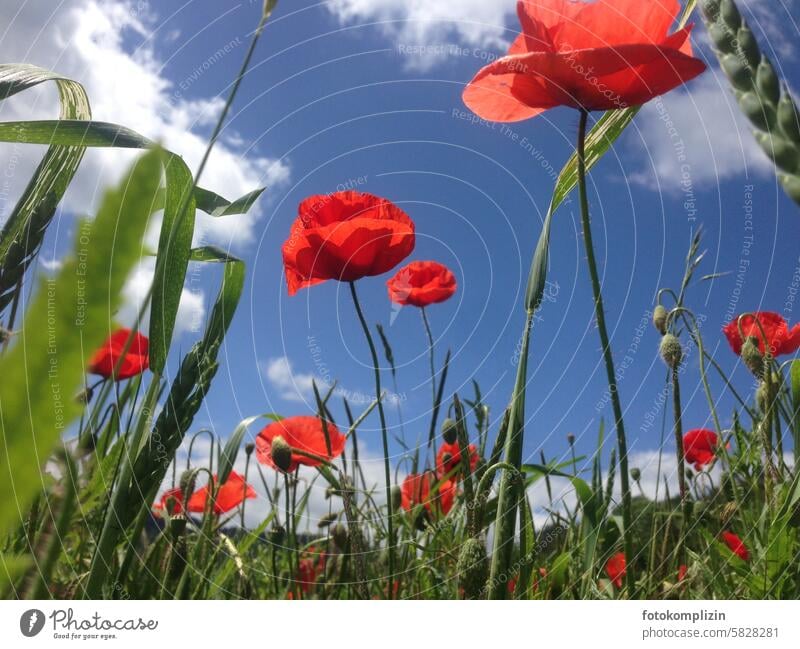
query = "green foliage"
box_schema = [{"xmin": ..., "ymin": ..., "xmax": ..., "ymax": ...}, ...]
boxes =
[{"xmin": 0, "ymin": 150, "xmax": 161, "ymax": 540}]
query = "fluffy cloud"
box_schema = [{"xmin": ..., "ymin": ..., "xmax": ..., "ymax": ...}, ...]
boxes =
[
  {"xmin": 263, "ymin": 355, "xmax": 403, "ymax": 406},
  {"xmin": 327, "ymin": 0, "xmax": 515, "ymax": 69},
  {"xmin": 0, "ymin": 0, "xmax": 290, "ymax": 333}
]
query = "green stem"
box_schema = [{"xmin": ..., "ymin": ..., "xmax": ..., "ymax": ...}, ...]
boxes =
[
  {"xmin": 576, "ymin": 108, "xmax": 634, "ymax": 594},
  {"xmin": 671, "ymin": 366, "xmax": 691, "ymax": 566},
  {"xmin": 349, "ymin": 281, "xmax": 395, "ymax": 597},
  {"xmin": 488, "ymin": 310, "xmax": 533, "ymax": 599},
  {"xmin": 421, "ymin": 306, "xmax": 437, "ymax": 407}
]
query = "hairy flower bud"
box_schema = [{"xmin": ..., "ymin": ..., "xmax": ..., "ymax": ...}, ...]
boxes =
[
  {"xmin": 457, "ymin": 538, "xmax": 488, "ymax": 600},
  {"xmin": 630, "ymin": 467, "xmax": 641, "ymax": 482},
  {"xmin": 740, "ymin": 336, "xmax": 764, "ymax": 377},
  {"xmin": 390, "ymin": 485, "xmax": 402, "ymax": 512},
  {"xmin": 659, "ymin": 334, "xmax": 683, "ymax": 369},
  {"xmin": 331, "ymin": 523, "xmax": 348, "ymax": 550},
  {"xmin": 652, "ymin": 305, "xmax": 668, "ymax": 335},
  {"xmin": 270, "ymin": 435, "xmax": 293, "ymax": 472},
  {"xmin": 441, "ymin": 418, "xmax": 458, "ymax": 445},
  {"xmin": 318, "ymin": 512, "xmax": 338, "ymax": 528}
]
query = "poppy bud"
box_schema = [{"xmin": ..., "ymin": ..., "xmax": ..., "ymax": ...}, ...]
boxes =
[
  {"xmin": 756, "ymin": 376, "xmax": 778, "ymax": 414},
  {"xmin": 659, "ymin": 334, "xmax": 683, "ymax": 369},
  {"xmin": 441, "ymin": 418, "xmax": 458, "ymax": 445},
  {"xmin": 740, "ymin": 336, "xmax": 764, "ymax": 377},
  {"xmin": 652, "ymin": 305, "xmax": 668, "ymax": 335},
  {"xmin": 179, "ymin": 471, "xmax": 197, "ymax": 499},
  {"xmin": 244, "ymin": 442, "xmax": 255, "ymax": 456},
  {"xmin": 630, "ymin": 467, "xmax": 641, "ymax": 482},
  {"xmin": 567, "ymin": 433, "xmax": 576, "ymax": 446},
  {"xmin": 457, "ymin": 538, "xmax": 488, "ymax": 599},
  {"xmin": 721, "ymin": 501, "xmax": 738, "ymax": 525},
  {"xmin": 270, "ymin": 525, "xmax": 285, "ymax": 544},
  {"xmin": 270, "ymin": 435, "xmax": 293, "ymax": 472},
  {"xmin": 390, "ymin": 485, "xmax": 402, "ymax": 512},
  {"xmin": 318, "ymin": 512, "xmax": 338, "ymax": 528},
  {"xmin": 331, "ymin": 523, "xmax": 348, "ymax": 550},
  {"xmin": 75, "ymin": 387, "xmax": 94, "ymax": 405}
]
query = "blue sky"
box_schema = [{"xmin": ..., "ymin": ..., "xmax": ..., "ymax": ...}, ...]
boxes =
[{"xmin": 3, "ymin": 0, "xmax": 800, "ymax": 511}]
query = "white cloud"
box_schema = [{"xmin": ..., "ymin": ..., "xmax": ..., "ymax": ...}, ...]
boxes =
[
  {"xmin": 0, "ymin": 0, "xmax": 290, "ymax": 332},
  {"xmin": 263, "ymin": 355, "xmax": 321, "ymax": 403},
  {"xmin": 629, "ymin": 73, "xmax": 775, "ymax": 191},
  {"xmin": 263, "ymin": 355, "xmax": 403, "ymax": 407},
  {"xmin": 326, "ymin": 0, "xmax": 515, "ymax": 70}
]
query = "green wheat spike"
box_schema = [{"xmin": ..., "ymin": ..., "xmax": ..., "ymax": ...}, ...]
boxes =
[{"xmin": 700, "ymin": 0, "xmax": 800, "ymax": 206}]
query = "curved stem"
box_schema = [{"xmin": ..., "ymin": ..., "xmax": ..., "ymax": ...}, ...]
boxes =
[
  {"xmin": 349, "ymin": 281, "xmax": 395, "ymax": 597},
  {"xmin": 576, "ymin": 108, "xmax": 634, "ymax": 594}
]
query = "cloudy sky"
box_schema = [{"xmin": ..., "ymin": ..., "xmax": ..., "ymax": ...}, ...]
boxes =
[{"xmin": 2, "ymin": 0, "xmax": 799, "ymax": 527}]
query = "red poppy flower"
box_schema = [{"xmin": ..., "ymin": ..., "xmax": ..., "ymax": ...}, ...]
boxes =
[
  {"xmin": 386, "ymin": 260, "xmax": 457, "ymax": 307},
  {"xmin": 256, "ymin": 416, "xmax": 346, "ymax": 472},
  {"xmin": 436, "ymin": 441, "xmax": 479, "ymax": 478},
  {"xmin": 282, "ymin": 191, "xmax": 415, "ymax": 295},
  {"xmin": 683, "ymin": 429, "xmax": 719, "ymax": 471},
  {"xmin": 721, "ymin": 531, "xmax": 750, "ymax": 562},
  {"xmin": 152, "ymin": 487, "xmax": 185, "ymax": 517},
  {"xmin": 400, "ymin": 473, "xmax": 456, "ymax": 515},
  {"xmin": 677, "ymin": 564, "xmax": 688, "ymax": 582},
  {"xmin": 187, "ymin": 471, "xmax": 256, "ymax": 515},
  {"xmin": 296, "ymin": 548, "xmax": 327, "ymax": 595},
  {"xmin": 88, "ymin": 328, "xmax": 149, "ymax": 380},
  {"xmin": 723, "ymin": 312, "xmax": 800, "ymax": 357},
  {"xmin": 605, "ymin": 552, "xmax": 626, "ymax": 589},
  {"xmin": 462, "ymin": 0, "xmax": 706, "ymax": 121}
]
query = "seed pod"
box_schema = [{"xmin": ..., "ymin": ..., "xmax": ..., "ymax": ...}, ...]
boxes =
[
  {"xmin": 566, "ymin": 433, "xmax": 576, "ymax": 446},
  {"xmin": 740, "ymin": 336, "xmax": 764, "ymax": 377},
  {"xmin": 630, "ymin": 467, "xmax": 641, "ymax": 482},
  {"xmin": 659, "ymin": 334, "xmax": 683, "ymax": 369},
  {"xmin": 456, "ymin": 538, "xmax": 488, "ymax": 600},
  {"xmin": 652, "ymin": 305, "xmax": 668, "ymax": 335},
  {"xmin": 270, "ymin": 435, "xmax": 293, "ymax": 472},
  {"xmin": 441, "ymin": 418, "xmax": 458, "ymax": 445},
  {"xmin": 244, "ymin": 442, "xmax": 255, "ymax": 456}
]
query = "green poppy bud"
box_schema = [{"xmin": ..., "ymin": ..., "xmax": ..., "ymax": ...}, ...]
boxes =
[
  {"xmin": 270, "ymin": 435, "xmax": 293, "ymax": 472},
  {"xmin": 441, "ymin": 418, "xmax": 458, "ymax": 445},
  {"xmin": 457, "ymin": 538, "xmax": 488, "ymax": 600},
  {"xmin": 740, "ymin": 336, "xmax": 764, "ymax": 377},
  {"xmin": 652, "ymin": 305, "xmax": 668, "ymax": 335},
  {"xmin": 318, "ymin": 512, "xmax": 338, "ymax": 528},
  {"xmin": 390, "ymin": 485, "xmax": 402, "ymax": 512},
  {"xmin": 659, "ymin": 334, "xmax": 683, "ymax": 369},
  {"xmin": 331, "ymin": 523, "xmax": 348, "ymax": 550},
  {"xmin": 630, "ymin": 467, "xmax": 641, "ymax": 482}
]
